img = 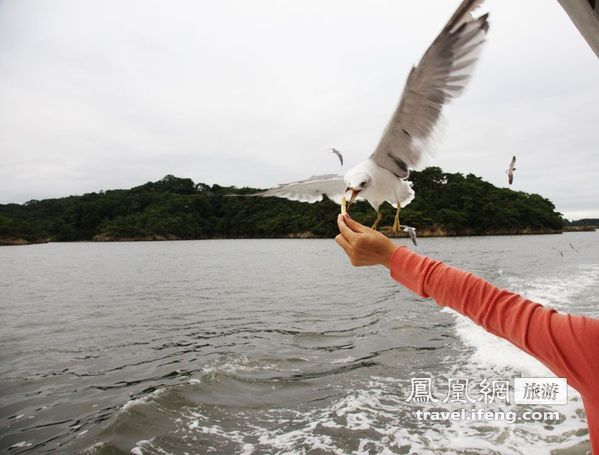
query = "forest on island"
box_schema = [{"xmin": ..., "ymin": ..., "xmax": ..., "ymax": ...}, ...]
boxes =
[{"xmin": 0, "ymin": 167, "xmax": 566, "ymax": 244}]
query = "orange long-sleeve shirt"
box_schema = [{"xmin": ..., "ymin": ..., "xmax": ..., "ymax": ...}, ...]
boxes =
[{"xmin": 389, "ymin": 246, "xmax": 599, "ymax": 453}]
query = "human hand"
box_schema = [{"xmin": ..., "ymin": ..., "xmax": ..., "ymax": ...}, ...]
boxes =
[{"xmin": 335, "ymin": 214, "xmax": 400, "ymax": 268}]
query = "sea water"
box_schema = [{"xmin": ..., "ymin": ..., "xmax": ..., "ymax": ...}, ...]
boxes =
[{"xmin": 1, "ymin": 232, "xmax": 598, "ymax": 454}]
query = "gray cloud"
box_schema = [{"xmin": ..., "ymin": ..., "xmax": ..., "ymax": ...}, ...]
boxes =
[{"xmin": 0, "ymin": 0, "xmax": 597, "ymax": 219}]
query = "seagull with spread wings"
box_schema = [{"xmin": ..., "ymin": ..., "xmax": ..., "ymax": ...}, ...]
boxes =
[
  {"xmin": 247, "ymin": 0, "xmax": 490, "ymax": 232},
  {"xmin": 506, "ymin": 155, "xmax": 517, "ymax": 185}
]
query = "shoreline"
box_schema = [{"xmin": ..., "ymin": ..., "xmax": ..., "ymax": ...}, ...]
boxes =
[
  {"xmin": 0, "ymin": 237, "xmax": 50, "ymax": 246},
  {"xmin": 2, "ymin": 228, "xmax": 595, "ymax": 246}
]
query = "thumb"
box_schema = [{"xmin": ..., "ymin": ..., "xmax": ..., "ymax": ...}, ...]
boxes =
[{"xmin": 343, "ymin": 214, "xmax": 368, "ymax": 233}]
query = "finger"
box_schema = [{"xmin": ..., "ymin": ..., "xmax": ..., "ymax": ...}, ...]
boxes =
[
  {"xmin": 335, "ymin": 233, "xmax": 352, "ymax": 252},
  {"xmin": 337, "ymin": 214, "xmax": 358, "ymax": 242},
  {"xmin": 343, "ymin": 214, "xmax": 368, "ymax": 233}
]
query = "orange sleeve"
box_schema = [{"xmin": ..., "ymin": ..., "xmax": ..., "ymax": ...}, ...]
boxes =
[{"xmin": 389, "ymin": 246, "xmax": 599, "ymax": 451}]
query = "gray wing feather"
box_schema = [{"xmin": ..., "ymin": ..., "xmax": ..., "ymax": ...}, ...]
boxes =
[
  {"xmin": 330, "ymin": 148, "xmax": 344, "ymax": 166},
  {"xmin": 248, "ymin": 174, "xmax": 346, "ymax": 204},
  {"xmin": 371, "ymin": 0, "xmax": 489, "ymax": 177}
]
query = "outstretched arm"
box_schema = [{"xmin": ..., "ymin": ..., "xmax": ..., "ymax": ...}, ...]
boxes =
[{"xmin": 335, "ymin": 214, "xmax": 599, "ymax": 398}]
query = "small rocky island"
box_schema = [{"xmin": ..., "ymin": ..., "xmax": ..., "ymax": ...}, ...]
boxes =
[{"xmin": 0, "ymin": 169, "xmax": 593, "ymax": 245}]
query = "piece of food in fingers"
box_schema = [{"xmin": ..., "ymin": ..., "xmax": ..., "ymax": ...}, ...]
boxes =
[{"xmin": 341, "ymin": 196, "xmax": 347, "ymax": 215}]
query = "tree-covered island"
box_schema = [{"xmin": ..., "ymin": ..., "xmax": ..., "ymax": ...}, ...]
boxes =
[{"xmin": 0, "ymin": 167, "xmax": 571, "ymax": 245}]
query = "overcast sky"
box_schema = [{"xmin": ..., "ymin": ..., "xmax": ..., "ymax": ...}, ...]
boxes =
[{"xmin": 0, "ymin": 0, "xmax": 597, "ymax": 219}]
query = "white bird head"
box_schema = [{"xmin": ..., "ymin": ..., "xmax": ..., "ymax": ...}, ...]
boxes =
[{"xmin": 344, "ymin": 171, "xmax": 371, "ymax": 208}]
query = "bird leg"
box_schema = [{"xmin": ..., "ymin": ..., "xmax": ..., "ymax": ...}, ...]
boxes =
[
  {"xmin": 371, "ymin": 209, "xmax": 382, "ymax": 230},
  {"xmin": 392, "ymin": 205, "xmax": 401, "ymax": 232}
]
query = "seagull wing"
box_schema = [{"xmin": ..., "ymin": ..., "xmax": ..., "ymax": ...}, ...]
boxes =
[
  {"xmin": 510, "ymin": 155, "xmax": 516, "ymax": 171},
  {"xmin": 331, "ymin": 148, "xmax": 344, "ymax": 166},
  {"xmin": 245, "ymin": 174, "xmax": 346, "ymax": 204},
  {"xmin": 371, "ymin": 0, "xmax": 489, "ymax": 177}
]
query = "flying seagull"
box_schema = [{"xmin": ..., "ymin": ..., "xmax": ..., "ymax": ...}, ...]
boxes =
[
  {"xmin": 506, "ymin": 155, "xmax": 517, "ymax": 185},
  {"xmin": 402, "ymin": 225, "xmax": 418, "ymax": 246},
  {"xmin": 330, "ymin": 148, "xmax": 344, "ymax": 166},
  {"xmin": 245, "ymin": 0, "xmax": 490, "ymax": 231}
]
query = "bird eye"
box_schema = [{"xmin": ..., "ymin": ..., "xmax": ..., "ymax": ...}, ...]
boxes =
[{"xmin": 360, "ymin": 181, "xmax": 367, "ymax": 188}]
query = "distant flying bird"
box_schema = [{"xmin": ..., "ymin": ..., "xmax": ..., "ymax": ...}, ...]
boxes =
[
  {"xmin": 402, "ymin": 225, "xmax": 418, "ymax": 246},
  {"xmin": 330, "ymin": 148, "xmax": 344, "ymax": 166},
  {"xmin": 506, "ymin": 156, "xmax": 517, "ymax": 185},
  {"xmin": 242, "ymin": 0, "xmax": 490, "ymax": 232}
]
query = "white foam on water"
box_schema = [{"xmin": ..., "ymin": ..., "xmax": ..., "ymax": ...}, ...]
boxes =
[
  {"xmin": 121, "ymin": 387, "xmax": 167, "ymax": 413},
  {"xmin": 130, "ymin": 439, "xmax": 150, "ymax": 455},
  {"xmin": 197, "ymin": 353, "xmax": 284, "ymax": 380},
  {"xmin": 158, "ymin": 367, "xmax": 581, "ymax": 455},
  {"xmin": 240, "ymin": 443, "xmax": 254, "ymax": 455},
  {"xmin": 446, "ymin": 308, "xmax": 551, "ymax": 376},
  {"xmin": 82, "ymin": 441, "xmax": 109, "ymax": 454},
  {"xmin": 332, "ymin": 355, "xmax": 355, "ymax": 364},
  {"xmin": 11, "ymin": 441, "xmax": 32, "ymax": 448},
  {"xmin": 174, "ymin": 376, "xmax": 416, "ymax": 454},
  {"xmin": 181, "ymin": 406, "xmax": 341, "ymax": 455},
  {"xmin": 130, "ymin": 437, "xmax": 173, "ymax": 455}
]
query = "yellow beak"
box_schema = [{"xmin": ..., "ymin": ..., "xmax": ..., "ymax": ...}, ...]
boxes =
[{"xmin": 346, "ymin": 188, "xmax": 361, "ymax": 211}]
